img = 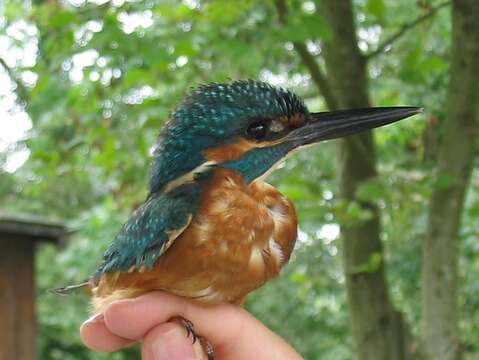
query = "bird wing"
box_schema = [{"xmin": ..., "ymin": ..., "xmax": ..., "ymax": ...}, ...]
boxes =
[{"xmin": 95, "ymin": 184, "xmax": 200, "ymax": 278}]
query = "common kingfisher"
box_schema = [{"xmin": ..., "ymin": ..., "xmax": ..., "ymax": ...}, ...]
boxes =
[{"xmin": 54, "ymin": 80, "xmax": 420, "ymax": 357}]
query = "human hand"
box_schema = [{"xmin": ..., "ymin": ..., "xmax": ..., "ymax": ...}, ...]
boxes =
[{"xmin": 80, "ymin": 291, "xmax": 303, "ymax": 360}]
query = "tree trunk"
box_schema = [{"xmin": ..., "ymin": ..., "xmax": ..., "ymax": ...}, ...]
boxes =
[
  {"xmin": 421, "ymin": 1, "xmax": 479, "ymax": 359},
  {"xmin": 318, "ymin": 1, "xmax": 409, "ymax": 359}
]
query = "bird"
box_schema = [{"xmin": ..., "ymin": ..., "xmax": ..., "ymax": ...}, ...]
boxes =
[{"xmin": 53, "ymin": 80, "xmax": 420, "ymax": 358}]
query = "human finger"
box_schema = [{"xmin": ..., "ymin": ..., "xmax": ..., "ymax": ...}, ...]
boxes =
[
  {"xmin": 80, "ymin": 313, "xmax": 134, "ymax": 352},
  {"xmin": 103, "ymin": 291, "xmax": 244, "ymax": 346}
]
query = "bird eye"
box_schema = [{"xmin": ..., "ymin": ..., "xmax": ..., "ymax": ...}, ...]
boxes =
[{"xmin": 247, "ymin": 121, "xmax": 268, "ymax": 140}]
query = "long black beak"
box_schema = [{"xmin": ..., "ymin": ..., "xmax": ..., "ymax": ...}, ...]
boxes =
[{"xmin": 287, "ymin": 107, "xmax": 422, "ymax": 146}]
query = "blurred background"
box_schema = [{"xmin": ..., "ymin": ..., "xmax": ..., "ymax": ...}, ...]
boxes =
[{"xmin": 1, "ymin": 0, "xmax": 478, "ymax": 359}]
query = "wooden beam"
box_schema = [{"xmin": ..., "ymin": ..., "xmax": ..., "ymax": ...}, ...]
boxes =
[
  {"xmin": 0, "ymin": 235, "xmax": 36, "ymax": 360},
  {"xmin": 0, "ymin": 215, "xmax": 66, "ymax": 244},
  {"xmin": 0, "ymin": 215, "xmax": 66, "ymax": 360}
]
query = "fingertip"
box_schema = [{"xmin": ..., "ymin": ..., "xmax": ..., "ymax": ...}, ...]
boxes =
[
  {"xmin": 80, "ymin": 314, "xmax": 133, "ymax": 352},
  {"xmin": 103, "ymin": 298, "xmax": 136, "ymax": 338}
]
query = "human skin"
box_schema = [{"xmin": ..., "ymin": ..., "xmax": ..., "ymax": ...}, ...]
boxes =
[{"xmin": 80, "ymin": 291, "xmax": 303, "ymax": 360}]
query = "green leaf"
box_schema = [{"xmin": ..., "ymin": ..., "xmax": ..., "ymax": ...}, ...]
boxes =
[
  {"xmin": 4, "ymin": 2, "xmax": 25, "ymax": 21},
  {"xmin": 366, "ymin": 0, "xmax": 385, "ymax": 19},
  {"xmin": 434, "ymin": 174, "xmax": 456, "ymax": 190},
  {"xmin": 334, "ymin": 200, "xmax": 374, "ymax": 226},
  {"xmin": 48, "ymin": 10, "xmax": 76, "ymax": 28},
  {"xmin": 356, "ymin": 179, "xmax": 387, "ymax": 202},
  {"xmin": 353, "ymin": 252, "xmax": 383, "ymax": 274},
  {"xmin": 278, "ymin": 184, "xmax": 307, "ymax": 200},
  {"xmin": 303, "ymin": 14, "xmax": 330, "ymax": 40}
]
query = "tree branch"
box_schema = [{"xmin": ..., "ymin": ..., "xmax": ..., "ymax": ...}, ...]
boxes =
[
  {"xmin": 274, "ymin": 0, "xmax": 339, "ymax": 110},
  {"xmin": 366, "ymin": 1, "xmax": 451, "ymax": 60},
  {"xmin": 0, "ymin": 57, "xmax": 29, "ymax": 103},
  {"xmin": 421, "ymin": 0, "xmax": 479, "ymax": 357},
  {"xmin": 292, "ymin": 42, "xmax": 340, "ymax": 110}
]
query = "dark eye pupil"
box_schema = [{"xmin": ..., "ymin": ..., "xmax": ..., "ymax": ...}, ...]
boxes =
[{"xmin": 247, "ymin": 122, "xmax": 267, "ymax": 140}]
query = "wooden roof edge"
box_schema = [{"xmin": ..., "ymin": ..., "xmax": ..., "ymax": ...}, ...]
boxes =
[{"xmin": 0, "ymin": 214, "xmax": 68, "ymax": 244}]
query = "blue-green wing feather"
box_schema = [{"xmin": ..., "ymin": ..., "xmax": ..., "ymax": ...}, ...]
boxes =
[{"xmin": 94, "ymin": 183, "xmax": 201, "ymax": 278}]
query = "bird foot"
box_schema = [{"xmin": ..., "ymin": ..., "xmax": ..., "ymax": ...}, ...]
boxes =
[
  {"xmin": 199, "ymin": 337, "xmax": 215, "ymax": 360},
  {"xmin": 181, "ymin": 318, "xmax": 198, "ymax": 343},
  {"xmin": 180, "ymin": 318, "xmax": 215, "ymax": 360}
]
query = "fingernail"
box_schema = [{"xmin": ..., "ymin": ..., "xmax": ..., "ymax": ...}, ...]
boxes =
[
  {"xmin": 151, "ymin": 327, "xmax": 197, "ymax": 360},
  {"xmin": 85, "ymin": 313, "xmax": 104, "ymax": 324}
]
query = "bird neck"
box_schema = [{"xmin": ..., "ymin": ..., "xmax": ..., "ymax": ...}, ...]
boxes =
[
  {"xmin": 222, "ymin": 142, "xmax": 293, "ymax": 183},
  {"xmin": 149, "ymin": 142, "xmax": 295, "ymax": 195},
  {"xmin": 148, "ymin": 132, "xmax": 215, "ymax": 194}
]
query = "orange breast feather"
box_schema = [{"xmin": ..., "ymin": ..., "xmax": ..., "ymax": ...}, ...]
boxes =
[{"xmin": 91, "ymin": 169, "xmax": 297, "ymax": 313}]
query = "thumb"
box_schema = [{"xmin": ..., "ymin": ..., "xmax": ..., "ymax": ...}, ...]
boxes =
[{"xmin": 142, "ymin": 322, "xmax": 207, "ymax": 360}]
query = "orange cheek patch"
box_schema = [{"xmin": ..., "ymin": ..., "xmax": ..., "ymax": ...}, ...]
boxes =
[
  {"xmin": 202, "ymin": 113, "xmax": 306, "ymax": 163},
  {"xmin": 202, "ymin": 138, "xmax": 283, "ymax": 162},
  {"xmin": 202, "ymin": 138, "xmax": 256, "ymax": 162},
  {"xmin": 290, "ymin": 114, "xmax": 306, "ymax": 128}
]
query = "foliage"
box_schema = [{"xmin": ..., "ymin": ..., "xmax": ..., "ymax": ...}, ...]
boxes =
[{"xmin": 1, "ymin": 0, "xmax": 478, "ymax": 359}]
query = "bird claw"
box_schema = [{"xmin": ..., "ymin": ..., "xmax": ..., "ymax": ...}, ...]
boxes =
[
  {"xmin": 200, "ymin": 337, "xmax": 214, "ymax": 360},
  {"xmin": 179, "ymin": 318, "xmax": 215, "ymax": 360},
  {"xmin": 180, "ymin": 318, "xmax": 198, "ymax": 344}
]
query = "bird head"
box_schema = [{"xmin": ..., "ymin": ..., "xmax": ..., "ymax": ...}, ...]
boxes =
[{"xmin": 150, "ymin": 80, "xmax": 420, "ymax": 193}]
